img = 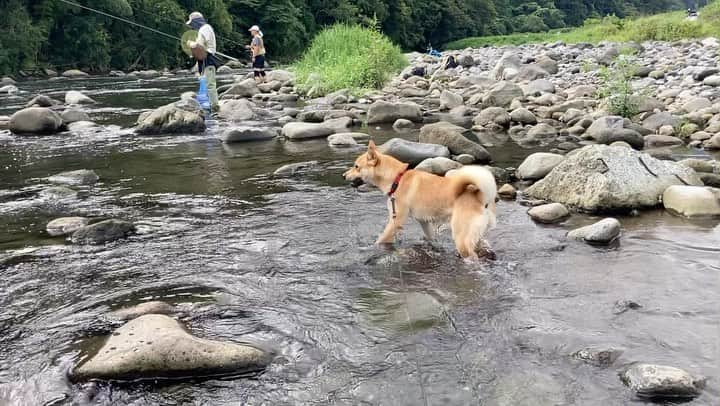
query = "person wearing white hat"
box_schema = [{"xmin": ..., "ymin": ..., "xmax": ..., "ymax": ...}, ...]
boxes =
[
  {"xmin": 185, "ymin": 11, "xmax": 219, "ymax": 112},
  {"xmin": 246, "ymin": 25, "xmax": 266, "ymax": 83}
]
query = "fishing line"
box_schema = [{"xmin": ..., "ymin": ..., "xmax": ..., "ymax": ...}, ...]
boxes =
[{"xmin": 57, "ymin": 0, "xmax": 240, "ymax": 62}]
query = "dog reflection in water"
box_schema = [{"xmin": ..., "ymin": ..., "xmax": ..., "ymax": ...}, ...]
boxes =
[{"xmin": 344, "ymin": 141, "xmax": 497, "ymax": 260}]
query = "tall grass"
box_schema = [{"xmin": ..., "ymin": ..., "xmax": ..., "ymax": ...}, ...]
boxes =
[
  {"xmin": 293, "ymin": 24, "xmax": 407, "ymax": 96},
  {"xmin": 446, "ymin": 1, "xmax": 720, "ymax": 49}
]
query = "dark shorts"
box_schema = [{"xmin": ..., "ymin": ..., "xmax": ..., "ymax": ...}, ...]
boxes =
[{"xmin": 253, "ymin": 55, "xmax": 265, "ymax": 70}]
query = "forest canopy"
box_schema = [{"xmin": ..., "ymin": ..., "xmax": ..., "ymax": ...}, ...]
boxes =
[{"xmin": 0, "ymin": 0, "xmax": 700, "ymax": 74}]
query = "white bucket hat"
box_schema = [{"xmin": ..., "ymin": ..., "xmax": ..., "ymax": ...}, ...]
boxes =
[
  {"xmin": 186, "ymin": 11, "xmax": 203, "ymax": 25},
  {"xmin": 249, "ymin": 25, "xmax": 263, "ymax": 37}
]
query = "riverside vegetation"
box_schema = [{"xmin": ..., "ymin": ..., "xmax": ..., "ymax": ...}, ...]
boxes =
[{"xmin": 0, "ymin": 0, "xmax": 704, "ymax": 75}]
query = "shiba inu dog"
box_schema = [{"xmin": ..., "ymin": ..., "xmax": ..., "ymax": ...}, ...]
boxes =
[{"xmin": 344, "ymin": 141, "xmax": 497, "ymax": 259}]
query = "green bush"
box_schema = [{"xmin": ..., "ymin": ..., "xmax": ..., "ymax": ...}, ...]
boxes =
[
  {"xmin": 597, "ymin": 55, "xmax": 640, "ymax": 119},
  {"xmin": 293, "ymin": 24, "xmax": 407, "ymax": 96}
]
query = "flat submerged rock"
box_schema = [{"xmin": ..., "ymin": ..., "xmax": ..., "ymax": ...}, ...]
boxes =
[{"xmin": 72, "ymin": 314, "xmax": 269, "ymax": 382}]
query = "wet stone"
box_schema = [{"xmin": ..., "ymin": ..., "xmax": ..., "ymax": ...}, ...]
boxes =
[
  {"xmin": 613, "ymin": 300, "xmax": 642, "ymax": 315},
  {"xmin": 71, "ymin": 219, "xmax": 136, "ymax": 245},
  {"xmin": 567, "ymin": 218, "xmax": 621, "ymax": 244},
  {"xmin": 47, "ymin": 169, "xmax": 99, "ymax": 186},
  {"xmin": 274, "ymin": 161, "xmax": 319, "ymax": 177},
  {"xmin": 572, "ymin": 347, "xmax": 623, "ymax": 367},
  {"xmin": 527, "ymin": 203, "xmax": 570, "ymax": 224},
  {"xmin": 110, "ymin": 301, "xmax": 176, "ymax": 321},
  {"xmin": 71, "ymin": 314, "xmax": 268, "ymax": 381},
  {"xmin": 39, "ymin": 186, "xmax": 77, "ymax": 200},
  {"xmin": 621, "ymin": 364, "xmax": 706, "ymax": 400},
  {"xmin": 46, "ymin": 217, "xmax": 90, "ymax": 237}
]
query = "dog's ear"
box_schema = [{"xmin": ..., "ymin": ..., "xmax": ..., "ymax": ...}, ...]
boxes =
[{"xmin": 366, "ymin": 140, "xmax": 379, "ymax": 165}]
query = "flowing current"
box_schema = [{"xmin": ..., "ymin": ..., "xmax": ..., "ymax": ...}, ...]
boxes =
[{"xmin": 0, "ymin": 76, "xmax": 718, "ymax": 405}]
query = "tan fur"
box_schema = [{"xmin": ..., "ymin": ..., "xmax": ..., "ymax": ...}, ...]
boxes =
[{"xmin": 344, "ymin": 141, "xmax": 497, "ymax": 260}]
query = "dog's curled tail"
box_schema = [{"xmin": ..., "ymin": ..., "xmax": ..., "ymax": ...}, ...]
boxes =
[{"xmin": 447, "ymin": 165, "xmax": 498, "ymax": 227}]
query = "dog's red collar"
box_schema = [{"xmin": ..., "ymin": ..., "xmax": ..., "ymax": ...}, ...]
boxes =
[{"xmin": 388, "ymin": 169, "xmax": 407, "ymax": 197}]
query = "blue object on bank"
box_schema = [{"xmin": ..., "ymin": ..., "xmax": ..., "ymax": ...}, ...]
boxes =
[{"xmin": 197, "ymin": 77, "xmax": 211, "ymax": 111}]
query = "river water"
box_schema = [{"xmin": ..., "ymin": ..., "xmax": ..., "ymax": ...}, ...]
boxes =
[{"xmin": 0, "ymin": 76, "xmax": 718, "ymax": 405}]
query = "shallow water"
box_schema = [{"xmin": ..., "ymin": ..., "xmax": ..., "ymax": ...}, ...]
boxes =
[{"xmin": 0, "ymin": 77, "xmax": 719, "ymax": 405}]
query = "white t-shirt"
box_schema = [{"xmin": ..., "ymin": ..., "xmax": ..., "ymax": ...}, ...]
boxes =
[{"xmin": 197, "ymin": 24, "xmax": 216, "ymax": 54}]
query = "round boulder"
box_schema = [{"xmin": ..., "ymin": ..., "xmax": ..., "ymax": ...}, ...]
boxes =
[
  {"xmin": 378, "ymin": 138, "xmax": 450, "ymax": 165},
  {"xmin": 65, "ymin": 91, "xmax": 95, "ymax": 105},
  {"xmin": 47, "ymin": 169, "xmax": 99, "ymax": 186},
  {"xmin": 567, "ymin": 218, "xmax": 621, "ymax": 244},
  {"xmin": 516, "ymin": 152, "xmax": 564, "ymax": 180},
  {"xmin": 528, "ymin": 203, "xmax": 570, "ymax": 224},
  {"xmin": 71, "ymin": 219, "xmax": 136, "ymax": 245},
  {"xmin": 663, "ymin": 185, "xmax": 720, "ymax": 217},
  {"xmin": 9, "ymin": 107, "xmax": 64, "ymax": 135},
  {"xmin": 46, "ymin": 217, "xmax": 90, "ymax": 237},
  {"xmin": 621, "ymin": 364, "xmax": 705, "ymax": 400},
  {"xmin": 415, "ymin": 157, "xmax": 463, "ymax": 176}
]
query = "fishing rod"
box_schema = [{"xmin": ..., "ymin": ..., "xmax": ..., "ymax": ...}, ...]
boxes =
[{"xmin": 57, "ymin": 0, "xmax": 240, "ymax": 62}]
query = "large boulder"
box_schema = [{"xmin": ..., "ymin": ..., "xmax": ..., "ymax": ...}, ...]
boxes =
[
  {"xmin": 509, "ymin": 108, "xmax": 537, "ymax": 125},
  {"xmin": 663, "ymin": 186, "xmax": 720, "ymax": 217},
  {"xmin": 621, "ymin": 364, "xmax": 705, "ymax": 400},
  {"xmin": 9, "ymin": 107, "xmax": 64, "ymax": 135},
  {"xmin": 71, "ymin": 219, "xmax": 136, "ymax": 245},
  {"xmin": 71, "ymin": 314, "xmax": 268, "ymax": 381},
  {"xmin": 535, "ymin": 55, "xmax": 558, "ymax": 74},
  {"xmin": 221, "ymin": 127, "xmax": 278, "ymax": 143},
  {"xmin": 47, "ymin": 169, "xmax": 99, "ymax": 185},
  {"xmin": 482, "ymin": 81, "xmax": 523, "ymax": 108},
  {"xmin": 367, "ymin": 100, "xmax": 422, "ymax": 124},
  {"xmin": 281, "ymin": 122, "xmax": 334, "ymax": 140},
  {"xmin": 642, "ymin": 112, "xmax": 680, "ymax": 132},
  {"xmin": 704, "ymin": 133, "xmax": 720, "ymax": 150},
  {"xmin": 223, "ymin": 78, "xmax": 261, "ymax": 98},
  {"xmin": 218, "ymin": 99, "xmax": 255, "ymax": 121},
  {"xmin": 516, "ymin": 152, "xmax": 564, "ymax": 180},
  {"xmin": 419, "ymin": 122, "xmax": 491, "ymax": 163},
  {"xmin": 65, "ymin": 91, "xmax": 95, "ymax": 105},
  {"xmin": 378, "ymin": 138, "xmax": 450, "ymax": 165},
  {"xmin": 135, "ymin": 103, "xmax": 205, "ymax": 135},
  {"xmin": 46, "ymin": 217, "xmax": 90, "ymax": 237},
  {"xmin": 62, "ymin": 69, "xmax": 89, "ymax": 78},
  {"xmin": 415, "ymin": 157, "xmax": 463, "ymax": 176},
  {"xmin": 525, "ymin": 145, "xmax": 703, "ymax": 212}
]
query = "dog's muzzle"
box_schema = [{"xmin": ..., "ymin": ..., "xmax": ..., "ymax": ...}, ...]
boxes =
[{"xmin": 350, "ymin": 178, "xmax": 365, "ymax": 188}]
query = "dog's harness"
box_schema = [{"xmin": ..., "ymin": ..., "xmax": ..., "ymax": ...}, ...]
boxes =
[{"xmin": 388, "ymin": 169, "xmax": 407, "ymax": 219}]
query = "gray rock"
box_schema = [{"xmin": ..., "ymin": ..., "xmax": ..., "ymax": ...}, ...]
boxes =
[
  {"xmin": 392, "ymin": 118, "xmax": 415, "ymax": 131},
  {"xmin": 71, "ymin": 314, "xmax": 268, "ymax": 381},
  {"xmin": 439, "ymin": 90, "xmax": 463, "ymax": 110},
  {"xmin": 677, "ymin": 158, "xmax": 719, "ymax": 173},
  {"xmin": 682, "ymin": 97, "xmax": 712, "ymax": 113},
  {"xmin": 61, "ymin": 108, "xmax": 90, "ymax": 124},
  {"xmin": 644, "ymin": 134, "xmax": 683, "ymax": 148},
  {"xmin": 135, "ymin": 70, "xmax": 161, "ymax": 79},
  {"xmin": 415, "ymin": 157, "xmax": 463, "ymax": 175},
  {"xmin": 135, "ymin": 104, "xmax": 205, "ymax": 135},
  {"xmin": 527, "ymin": 123, "xmax": 558, "ymax": 139},
  {"xmin": 367, "ymin": 100, "xmax": 422, "ymax": 124},
  {"xmin": 525, "ymin": 145, "xmax": 703, "ymax": 212},
  {"xmin": 498, "ymin": 183, "xmax": 517, "ymax": 199},
  {"xmin": 475, "ymin": 107, "xmax": 511, "ymax": 127},
  {"xmin": 509, "ymin": 108, "xmax": 537, "ymax": 125},
  {"xmin": 483, "ymin": 81, "xmax": 523, "ymax": 108},
  {"xmin": 516, "ymin": 152, "xmax": 564, "ymax": 180},
  {"xmin": 282, "ymin": 122, "xmax": 334, "ymax": 140},
  {"xmin": 524, "ymin": 79, "xmax": 555, "ymax": 96},
  {"xmin": 454, "ymin": 154, "xmax": 475, "ymax": 164},
  {"xmin": 39, "ymin": 186, "xmax": 77, "ymax": 200},
  {"xmin": 378, "ymin": 138, "xmax": 450, "ymax": 165},
  {"xmin": 46, "ymin": 217, "xmax": 90, "ymax": 237},
  {"xmin": 267, "ymin": 69, "xmax": 294, "ymax": 83},
  {"xmin": 274, "ymin": 161, "xmax": 319, "ymax": 176},
  {"xmin": 642, "ymin": 112, "xmax": 680, "ymax": 132},
  {"xmin": 704, "ymin": 75, "xmax": 720, "ymax": 86},
  {"xmin": 218, "ymin": 99, "xmax": 255, "ymax": 121},
  {"xmin": 62, "ymin": 69, "xmax": 89, "ymax": 78},
  {"xmin": 613, "ymin": 299, "xmax": 641, "ymax": 315},
  {"xmin": 25, "ymin": 95, "xmax": 62, "ymax": 108},
  {"xmin": 621, "ymin": 364, "xmax": 705, "ymax": 400},
  {"xmin": 572, "ymin": 347, "xmax": 623, "ymax": 367},
  {"xmin": 221, "ymin": 127, "xmax": 278, "ymax": 143},
  {"xmin": 663, "ymin": 186, "xmax": 720, "ymax": 217},
  {"xmin": 419, "ymin": 122, "xmax": 491, "ymax": 163},
  {"xmin": 71, "ymin": 219, "xmax": 136, "ymax": 245},
  {"xmin": 586, "ymin": 116, "xmax": 644, "ymax": 149},
  {"xmin": 110, "ymin": 301, "xmax": 176, "ymax": 321},
  {"xmin": 693, "ymin": 68, "xmax": 719, "ymax": 81},
  {"xmin": 327, "ymin": 133, "xmax": 358, "ymax": 147},
  {"xmin": 0, "ymin": 85, "xmax": 18, "ymax": 94},
  {"xmin": 567, "ymin": 218, "xmax": 621, "ymax": 244},
  {"xmin": 527, "ymin": 203, "xmax": 570, "ymax": 223},
  {"xmin": 564, "ymin": 85, "xmax": 596, "ymax": 99},
  {"xmin": 48, "ymin": 169, "xmax": 99, "ymax": 185},
  {"xmin": 65, "ymin": 91, "xmax": 95, "ymax": 105},
  {"xmin": 515, "ymin": 64, "xmax": 549, "ymax": 81},
  {"xmin": 704, "ymin": 133, "xmax": 720, "ymax": 150},
  {"xmin": 9, "ymin": 107, "xmax": 64, "ymax": 135},
  {"xmin": 223, "ymin": 78, "xmax": 260, "ymax": 98},
  {"xmin": 322, "ymin": 116, "xmax": 353, "ymax": 133},
  {"xmin": 629, "ymin": 95, "xmax": 664, "ymax": 113},
  {"xmin": 536, "ymin": 55, "xmax": 558, "ymax": 74},
  {"xmin": 492, "ymin": 51, "xmax": 521, "ymax": 80},
  {"xmin": 1, "ymin": 76, "xmax": 16, "ymax": 85}
]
